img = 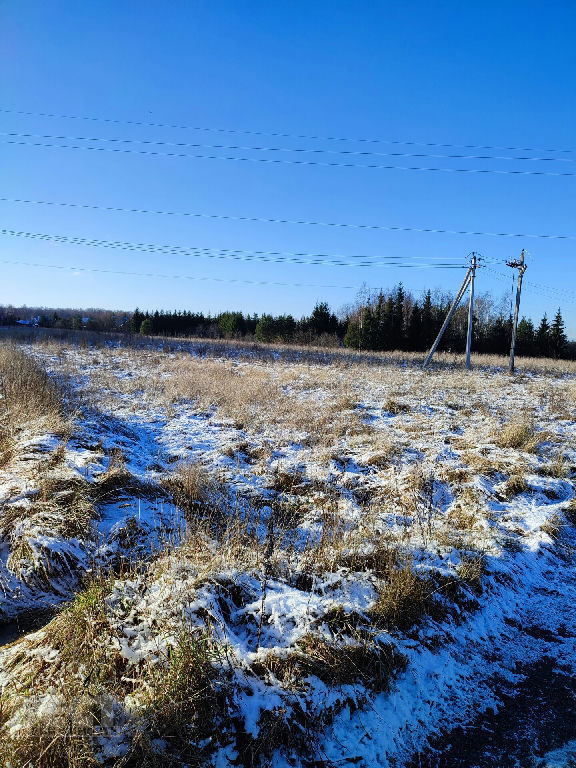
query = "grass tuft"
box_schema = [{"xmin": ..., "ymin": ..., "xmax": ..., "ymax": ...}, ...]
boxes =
[
  {"xmin": 369, "ymin": 559, "xmax": 445, "ymax": 631},
  {"xmin": 496, "ymin": 418, "xmax": 542, "ymax": 452}
]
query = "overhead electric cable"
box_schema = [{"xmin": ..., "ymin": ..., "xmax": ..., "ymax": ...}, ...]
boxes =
[
  {"xmin": 4, "ymin": 138, "xmax": 576, "ymax": 176},
  {"xmin": 1, "ymin": 107, "xmax": 574, "ymax": 156},
  {"xmin": 0, "ymin": 228, "xmax": 470, "ymax": 269},
  {"xmin": 0, "ymin": 258, "xmax": 361, "ymax": 289},
  {"xmin": 484, "ymin": 266, "xmax": 576, "ymax": 304},
  {"xmin": 2, "ymin": 131, "xmax": 573, "ymax": 164},
  {"xmin": 1, "ymin": 196, "xmax": 573, "ymax": 241}
]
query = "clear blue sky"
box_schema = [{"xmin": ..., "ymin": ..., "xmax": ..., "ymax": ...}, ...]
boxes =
[{"xmin": 1, "ymin": 0, "xmax": 575, "ymax": 335}]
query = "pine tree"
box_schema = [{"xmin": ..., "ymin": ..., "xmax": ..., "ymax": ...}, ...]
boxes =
[{"xmin": 549, "ymin": 308, "xmax": 568, "ymax": 359}]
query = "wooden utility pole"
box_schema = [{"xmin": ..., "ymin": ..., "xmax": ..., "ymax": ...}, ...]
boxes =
[
  {"xmin": 507, "ymin": 249, "xmax": 527, "ymax": 374},
  {"xmin": 423, "ymin": 263, "xmax": 473, "ymax": 368},
  {"xmin": 465, "ymin": 252, "xmax": 478, "ymax": 369}
]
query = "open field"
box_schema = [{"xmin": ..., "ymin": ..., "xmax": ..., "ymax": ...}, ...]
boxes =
[{"xmin": 0, "ymin": 332, "xmax": 575, "ymax": 767}]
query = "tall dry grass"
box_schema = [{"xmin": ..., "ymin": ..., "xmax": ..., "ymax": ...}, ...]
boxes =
[
  {"xmin": 161, "ymin": 355, "xmax": 369, "ymax": 445},
  {"xmin": 0, "ymin": 343, "xmax": 66, "ymax": 464}
]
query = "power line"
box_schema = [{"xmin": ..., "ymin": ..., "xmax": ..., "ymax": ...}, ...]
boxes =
[
  {"xmin": 2, "ymin": 131, "xmax": 574, "ymax": 164},
  {"xmin": 484, "ymin": 266, "xmax": 576, "ymax": 305},
  {"xmin": 0, "ymin": 257, "xmax": 362, "ymax": 289},
  {"xmin": 1, "ymin": 195, "xmax": 573, "ymax": 241},
  {"xmin": 5, "ymin": 138, "xmax": 576, "ymax": 177},
  {"xmin": 486, "ymin": 266, "xmax": 576, "ymax": 299},
  {"xmin": 1, "ymin": 107, "xmax": 574, "ymax": 156},
  {"xmin": 0, "ymin": 228, "xmax": 470, "ymax": 269},
  {"xmin": 524, "ymin": 279, "xmax": 576, "ymax": 301}
]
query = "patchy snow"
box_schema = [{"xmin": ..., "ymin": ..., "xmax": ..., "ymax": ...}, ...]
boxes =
[{"xmin": 0, "ymin": 339, "xmax": 575, "ymax": 765}]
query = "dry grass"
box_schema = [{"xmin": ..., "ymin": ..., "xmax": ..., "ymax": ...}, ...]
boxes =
[
  {"xmin": 161, "ymin": 356, "xmax": 370, "ymax": 446},
  {"xmin": 270, "ymin": 466, "xmax": 308, "ymax": 495},
  {"xmin": 141, "ymin": 629, "xmax": 223, "ymax": 763},
  {"xmin": 496, "ymin": 418, "xmax": 542, "ymax": 452},
  {"xmin": 1, "ymin": 333, "xmax": 573, "ymax": 766},
  {"xmin": 1, "ymin": 473, "xmax": 95, "ymax": 584},
  {"xmin": 0, "ymin": 696, "xmax": 101, "ymax": 768},
  {"xmin": 361, "ymin": 437, "xmax": 402, "ymax": 468},
  {"xmin": 0, "ymin": 343, "xmax": 64, "ymax": 426},
  {"xmin": 541, "ymin": 513, "xmax": 564, "ymax": 541},
  {"xmin": 541, "ymin": 449, "xmax": 569, "ymax": 479},
  {"xmin": 384, "ymin": 396, "xmax": 411, "ymax": 415},
  {"xmin": 565, "ymin": 498, "xmax": 576, "ymax": 526},
  {"xmin": 0, "ymin": 343, "xmax": 66, "ymax": 464},
  {"xmin": 440, "ymin": 466, "xmax": 471, "ymax": 486},
  {"xmin": 259, "ymin": 632, "xmax": 406, "ymax": 692},
  {"xmin": 460, "ymin": 450, "xmax": 507, "ymax": 478},
  {"xmin": 497, "ymin": 473, "xmax": 529, "ymax": 500},
  {"xmin": 162, "ymin": 460, "xmax": 230, "ymax": 522},
  {"xmin": 444, "ymin": 489, "xmax": 484, "ymax": 541},
  {"xmin": 0, "ymin": 576, "xmax": 225, "ymax": 768},
  {"xmin": 157, "ymin": 507, "xmax": 264, "ymax": 576},
  {"xmin": 94, "ymin": 452, "xmax": 160, "ymax": 504},
  {"xmin": 3, "ymin": 324, "xmax": 576, "ymax": 375},
  {"xmin": 369, "ymin": 558, "xmax": 445, "ymax": 631},
  {"xmin": 456, "ymin": 554, "xmax": 486, "ymax": 593}
]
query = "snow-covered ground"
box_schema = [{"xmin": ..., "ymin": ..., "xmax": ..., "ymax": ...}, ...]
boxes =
[{"xmin": 0, "ymin": 338, "xmax": 574, "ymax": 766}]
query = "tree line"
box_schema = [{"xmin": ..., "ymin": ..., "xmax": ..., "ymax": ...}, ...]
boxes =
[
  {"xmin": 129, "ymin": 286, "xmax": 570, "ymax": 358},
  {"xmin": 343, "ymin": 286, "xmax": 570, "ymax": 358},
  {"xmin": 130, "ymin": 303, "xmax": 344, "ymax": 346},
  {"xmin": 0, "ymin": 287, "xmax": 572, "ymax": 358}
]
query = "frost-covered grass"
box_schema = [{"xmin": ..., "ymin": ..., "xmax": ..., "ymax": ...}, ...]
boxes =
[{"xmin": 0, "ymin": 335, "xmax": 575, "ymax": 766}]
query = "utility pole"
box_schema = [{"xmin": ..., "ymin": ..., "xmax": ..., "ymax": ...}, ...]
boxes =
[
  {"xmin": 465, "ymin": 252, "xmax": 478, "ymax": 369},
  {"xmin": 423, "ymin": 262, "xmax": 473, "ymax": 368},
  {"xmin": 507, "ymin": 249, "xmax": 527, "ymax": 374}
]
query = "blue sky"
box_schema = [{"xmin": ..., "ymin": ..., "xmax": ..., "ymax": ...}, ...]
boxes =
[{"xmin": 1, "ymin": 1, "xmax": 575, "ymax": 335}]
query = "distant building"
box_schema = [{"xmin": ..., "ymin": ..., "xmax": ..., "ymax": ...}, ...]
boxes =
[{"xmin": 16, "ymin": 316, "xmax": 40, "ymax": 327}]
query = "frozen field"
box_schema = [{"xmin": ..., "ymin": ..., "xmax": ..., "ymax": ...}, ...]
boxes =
[{"xmin": 0, "ymin": 335, "xmax": 575, "ymax": 767}]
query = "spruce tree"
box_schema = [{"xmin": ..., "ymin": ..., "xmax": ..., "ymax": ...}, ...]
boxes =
[
  {"xmin": 343, "ymin": 316, "xmax": 362, "ymax": 349},
  {"xmin": 405, "ymin": 302, "xmax": 422, "ymax": 350},
  {"xmin": 255, "ymin": 315, "xmax": 276, "ymax": 343},
  {"xmin": 550, "ymin": 308, "xmax": 568, "ymax": 359},
  {"xmin": 140, "ymin": 317, "xmax": 153, "ymax": 335},
  {"xmin": 486, "ymin": 315, "xmax": 509, "ymax": 355},
  {"xmin": 372, "ymin": 293, "xmax": 386, "ymax": 351},
  {"xmin": 421, "ymin": 290, "xmax": 435, "ymax": 348},
  {"xmin": 130, "ymin": 308, "xmax": 144, "ymax": 334},
  {"xmin": 516, "ymin": 317, "xmax": 535, "ymax": 356},
  {"xmin": 536, "ymin": 314, "xmax": 551, "ymax": 357},
  {"xmin": 307, "ymin": 302, "xmax": 338, "ymax": 336},
  {"xmin": 391, "ymin": 284, "xmax": 406, "ymax": 349},
  {"xmin": 382, "ymin": 296, "xmax": 395, "ymax": 350}
]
